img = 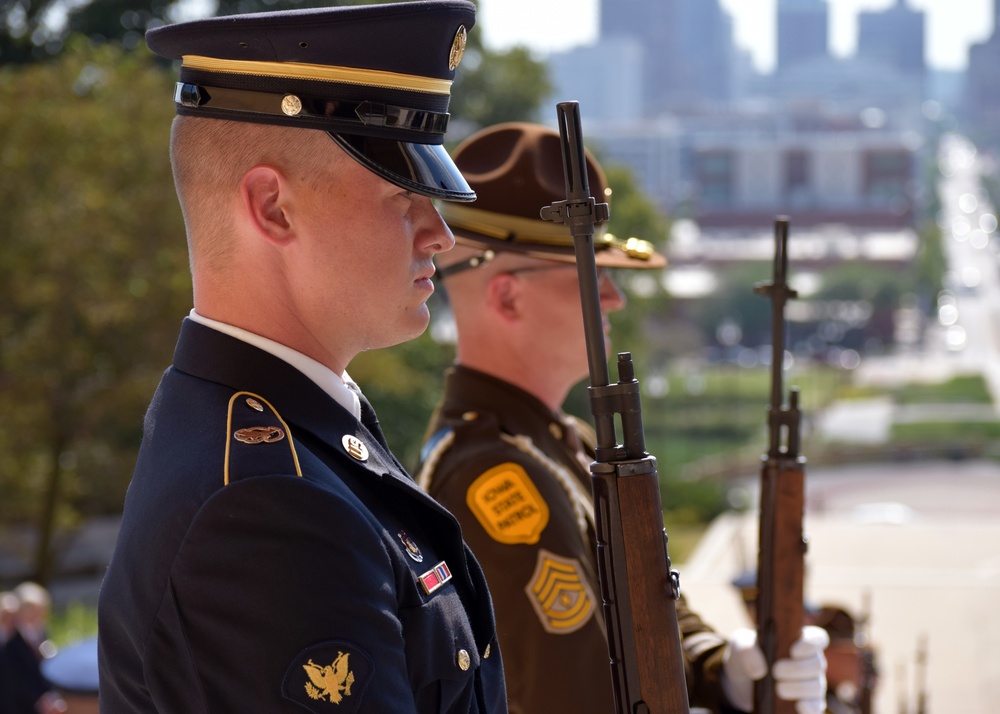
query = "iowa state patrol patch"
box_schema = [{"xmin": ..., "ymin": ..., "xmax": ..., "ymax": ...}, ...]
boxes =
[
  {"xmin": 466, "ymin": 462, "xmax": 549, "ymax": 544},
  {"xmin": 525, "ymin": 549, "xmax": 596, "ymax": 634},
  {"xmin": 282, "ymin": 641, "xmax": 373, "ymax": 713}
]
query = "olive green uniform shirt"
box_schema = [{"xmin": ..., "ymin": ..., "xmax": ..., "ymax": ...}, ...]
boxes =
[{"xmin": 417, "ymin": 366, "xmax": 732, "ymax": 714}]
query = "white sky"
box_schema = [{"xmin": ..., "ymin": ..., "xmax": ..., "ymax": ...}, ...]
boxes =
[{"xmin": 478, "ymin": 0, "xmax": 995, "ymax": 72}]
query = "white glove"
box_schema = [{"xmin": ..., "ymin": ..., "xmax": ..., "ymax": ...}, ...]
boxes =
[{"xmin": 721, "ymin": 626, "xmax": 829, "ymax": 714}]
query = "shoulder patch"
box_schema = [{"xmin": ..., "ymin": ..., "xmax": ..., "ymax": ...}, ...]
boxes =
[
  {"xmin": 225, "ymin": 391, "xmax": 302, "ymax": 485},
  {"xmin": 282, "ymin": 640, "xmax": 373, "ymax": 714},
  {"xmin": 525, "ymin": 549, "xmax": 597, "ymax": 634},
  {"xmin": 465, "ymin": 462, "xmax": 549, "ymax": 544}
]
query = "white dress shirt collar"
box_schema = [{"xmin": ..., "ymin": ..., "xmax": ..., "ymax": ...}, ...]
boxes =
[{"xmin": 187, "ymin": 310, "xmax": 361, "ymax": 420}]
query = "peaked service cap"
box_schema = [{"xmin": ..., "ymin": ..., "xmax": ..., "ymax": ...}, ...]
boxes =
[
  {"xmin": 436, "ymin": 121, "xmax": 665, "ymax": 277},
  {"xmin": 145, "ymin": 1, "xmax": 477, "ymax": 201}
]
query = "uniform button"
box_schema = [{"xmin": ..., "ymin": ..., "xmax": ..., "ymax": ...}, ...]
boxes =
[
  {"xmin": 549, "ymin": 422, "xmax": 563, "ymax": 440},
  {"xmin": 483, "ymin": 644, "xmax": 491, "ymax": 659},
  {"xmin": 457, "ymin": 649, "xmax": 471, "ymax": 671},
  {"xmin": 461, "ymin": 411, "xmax": 478, "ymax": 422}
]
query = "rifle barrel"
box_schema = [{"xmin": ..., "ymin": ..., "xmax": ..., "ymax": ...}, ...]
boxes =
[
  {"xmin": 543, "ymin": 100, "xmax": 690, "ymax": 714},
  {"xmin": 754, "ymin": 217, "xmax": 806, "ymax": 714}
]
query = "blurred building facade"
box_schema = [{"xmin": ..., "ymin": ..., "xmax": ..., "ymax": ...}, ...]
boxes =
[
  {"xmin": 598, "ymin": 0, "xmax": 736, "ymax": 113},
  {"xmin": 546, "ymin": 0, "xmax": 934, "ymax": 230}
]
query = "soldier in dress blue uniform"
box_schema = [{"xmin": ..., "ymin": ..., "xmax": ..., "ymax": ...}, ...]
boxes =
[
  {"xmin": 416, "ymin": 123, "xmax": 829, "ymax": 714},
  {"xmin": 97, "ymin": 4, "xmax": 506, "ymax": 713}
]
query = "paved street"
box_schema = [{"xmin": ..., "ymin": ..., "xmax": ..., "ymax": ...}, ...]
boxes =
[{"xmin": 678, "ymin": 460, "xmax": 1000, "ymax": 714}]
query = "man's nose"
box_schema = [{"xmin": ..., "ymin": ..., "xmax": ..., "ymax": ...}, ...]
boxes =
[
  {"xmin": 416, "ymin": 198, "xmax": 456, "ymax": 254},
  {"xmin": 600, "ymin": 272, "xmax": 627, "ymax": 312}
]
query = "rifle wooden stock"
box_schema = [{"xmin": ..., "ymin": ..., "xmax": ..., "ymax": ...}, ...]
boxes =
[
  {"xmin": 755, "ymin": 455, "xmax": 806, "ymax": 714},
  {"xmin": 593, "ymin": 459, "xmax": 689, "ymax": 714},
  {"xmin": 543, "ymin": 101, "xmax": 690, "ymax": 714},
  {"xmin": 754, "ymin": 217, "xmax": 807, "ymax": 714}
]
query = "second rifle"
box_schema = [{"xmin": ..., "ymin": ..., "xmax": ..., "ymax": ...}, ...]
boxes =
[{"xmin": 754, "ymin": 216, "xmax": 808, "ymax": 714}]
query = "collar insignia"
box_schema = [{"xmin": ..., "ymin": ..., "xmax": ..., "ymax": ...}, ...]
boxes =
[{"xmin": 341, "ymin": 434, "xmax": 369, "ymax": 462}]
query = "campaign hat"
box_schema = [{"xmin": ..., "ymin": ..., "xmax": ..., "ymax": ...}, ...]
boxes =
[
  {"xmin": 436, "ymin": 121, "xmax": 665, "ymax": 278},
  {"xmin": 146, "ymin": 1, "xmax": 476, "ymax": 201}
]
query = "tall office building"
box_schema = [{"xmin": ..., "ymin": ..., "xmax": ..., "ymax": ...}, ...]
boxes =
[
  {"xmin": 776, "ymin": 0, "xmax": 829, "ymax": 72},
  {"xmin": 598, "ymin": 0, "xmax": 735, "ymax": 114},
  {"xmin": 857, "ymin": 0, "xmax": 926, "ymax": 78},
  {"xmin": 963, "ymin": 0, "xmax": 1000, "ymax": 147},
  {"xmin": 548, "ymin": 37, "xmax": 645, "ymax": 122}
]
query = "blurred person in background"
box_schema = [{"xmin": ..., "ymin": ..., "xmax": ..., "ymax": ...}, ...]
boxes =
[
  {"xmin": 3, "ymin": 582, "xmax": 65, "ymax": 714},
  {"xmin": 1, "ymin": 590, "xmax": 19, "ymax": 714},
  {"xmin": 417, "ymin": 122, "xmax": 830, "ymax": 714}
]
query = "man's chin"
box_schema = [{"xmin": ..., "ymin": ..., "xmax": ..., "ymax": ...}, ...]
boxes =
[{"xmin": 380, "ymin": 308, "xmax": 431, "ymax": 349}]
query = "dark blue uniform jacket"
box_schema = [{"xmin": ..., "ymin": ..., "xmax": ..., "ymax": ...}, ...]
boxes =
[{"xmin": 98, "ymin": 319, "xmax": 506, "ymax": 714}]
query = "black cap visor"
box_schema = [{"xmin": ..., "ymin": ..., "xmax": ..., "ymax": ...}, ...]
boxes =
[{"xmin": 329, "ymin": 132, "xmax": 475, "ymax": 202}]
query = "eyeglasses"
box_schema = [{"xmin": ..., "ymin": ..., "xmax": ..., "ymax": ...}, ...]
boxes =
[{"xmin": 507, "ymin": 265, "xmax": 611, "ymax": 282}]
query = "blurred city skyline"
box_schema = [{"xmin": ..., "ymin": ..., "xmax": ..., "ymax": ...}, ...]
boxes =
[{"xmin": 480, "ymin": 0, "xmax": 995, "ymax": 72}]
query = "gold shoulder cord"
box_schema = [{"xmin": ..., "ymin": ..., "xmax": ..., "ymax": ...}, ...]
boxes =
[
  {"xmin": 224, "ymin": 391, "xmax": 303, "ymax": 485},
  {"xmin": 499, "ymin": 433, "xmax": 594, "ymax": 541},
  {"xmin": 415, "ymin": 430, "xmax": 456, "ymax": 492}
]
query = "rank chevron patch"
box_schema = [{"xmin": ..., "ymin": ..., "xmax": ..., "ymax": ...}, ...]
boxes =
[{"xmin": 525, "ymin": 549, "xmax": 596, "ymax": 634}]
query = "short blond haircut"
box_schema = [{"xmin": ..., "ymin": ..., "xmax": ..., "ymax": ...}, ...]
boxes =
[{"xmin": 170, "ymin": 117, "xmax": 343, "ymax": 272}]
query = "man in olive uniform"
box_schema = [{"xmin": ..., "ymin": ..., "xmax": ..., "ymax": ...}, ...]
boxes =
[
  {"xmin": 97, "ymin": 4, "xmax": 506, "ymax": 713},
  {"xmin": 417, "ymin": 123, "xmax": 828, "ymax": 714}
]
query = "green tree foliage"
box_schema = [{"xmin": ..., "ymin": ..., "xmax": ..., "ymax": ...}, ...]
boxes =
[
  {"xmin": 450, "ymin": 43, "xmax": 551, "ymax": 130},
  {"xmin": 0, "ymin": 41, "xmax": 191, "ymax": 580}
]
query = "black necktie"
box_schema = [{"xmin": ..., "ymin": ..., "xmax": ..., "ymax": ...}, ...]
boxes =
[{"xmin": 351, "ymin": 385, "xmax": 390, "ymax": 451}]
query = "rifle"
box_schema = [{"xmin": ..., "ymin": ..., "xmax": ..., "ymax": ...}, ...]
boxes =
[
  {"xmin": 857, "ymin": 591, "xmax": 878, "ymax": 714},
  {"xmin": 541, "ymin": 100, "xmax": 690, "ymax": 714},
  {"xmin": 914, "ymin": 634, "xmax": 928, "ymax": 714},
  {"xmin": 753, "ymin": 216, "xmax": 807, "ymax": 714}
]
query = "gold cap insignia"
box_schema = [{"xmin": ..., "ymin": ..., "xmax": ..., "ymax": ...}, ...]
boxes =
[
  {"xmin": 449, "ymin": 25, "xmax": 467, "ymax": 71},
  {"xmin": 233, "ymin": 425, "xmax": 285, "ymax": 444},
  {"xmin": 341, "ymin": 434, "xmax": 369, "ymax": 462},
  {"xmin": 245, "ymin": 397, "xmax": 264, "ymax": 412},
  {"xmin": 397, "ymin": 530, "xmax": 424, "ymax": 562},
  {"xmin": 303, "ymin": 654, "xmax": 355, "ymax": 704},
  {"xmin": 281, "ymin": 94, "xmax": 303, "ymax": 116},
  {"xmin": 525, "ymin": 549, "xmax": 596, "ymax": 634}
]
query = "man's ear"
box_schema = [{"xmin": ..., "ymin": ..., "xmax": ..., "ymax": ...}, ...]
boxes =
[
  {"xmin": 486, "ymin": 272, "xmax": 522, "ymax": 322},
  {"xmin": 241, "ymin": 165, "xmax": 293, "ymax": 245}
]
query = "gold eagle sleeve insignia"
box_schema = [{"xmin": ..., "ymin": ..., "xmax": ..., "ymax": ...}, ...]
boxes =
[
  {"xmin": 283, "ymin": 641, "xmax": 372, "ymax": 713},
  {"xmin": 303, "ymin": 653, "xmax": 355, "ymax": 703}
]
